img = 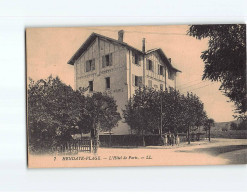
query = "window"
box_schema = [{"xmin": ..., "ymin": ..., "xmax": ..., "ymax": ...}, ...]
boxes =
[
  {"xmin": 105, "ymin": 77, "xmax": 110, "ymax": 89},
  {"xmin": 148, "ymin": 80, "xmax": 152, "ymax": 88},
  {"xmin": 146, "ymin": 59, "xmax": 153, "ymax": 71},
  {"xmin": 85, "ymin": 59, "xmax": 95, "ymax": 72},
  {"xmin": 102, "ymin": 53, "xmax": 112, "ymax": 67},
  {"xmin": 132, "ymin": 52, "xmax": 140, "ymax": 65},
  {"xmin": 132, "ymin": 74, "xmax": 142, "ymax": 87},
  {"xmin": 159, "ymin": 65, "xmax": 164, "ymax": 75},
  {"xmin": 89, "ymin": 81, "xmax": 93, "ymax": 92},
  {"xmin": 160, "ymin": 84, "xmax": 163, "ymax": 91}
]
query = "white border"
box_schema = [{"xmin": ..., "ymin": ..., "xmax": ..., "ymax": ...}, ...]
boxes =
[{"xmin": 0, "ymin": 0, "xmax": 247, "ymax": 192}]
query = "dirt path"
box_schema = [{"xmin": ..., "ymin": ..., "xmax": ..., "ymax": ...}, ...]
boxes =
[
  {"xmin": 96, "ymin": 138, "xmax": 247, "ymax": 166},
  {"xmin": 28, "ymin": 138, "xmax": 247, "ymax": 168}
]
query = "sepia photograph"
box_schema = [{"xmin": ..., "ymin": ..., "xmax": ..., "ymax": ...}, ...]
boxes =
[{"xmin": 26, "ymin": 25, "xmax": 247, "ymax": 168}]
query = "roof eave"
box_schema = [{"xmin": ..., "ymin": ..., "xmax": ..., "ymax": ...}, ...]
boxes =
[
  {"xmin": 68, "ymin": 33, "xmax": 97, "ymax": 65},
  {"xmin": 146, "ymin": 48, "xmax": 181, "ymax": 73},
  {"xmin": 68, "ymin": 32, "xmax": 144, "ymax": 65}
]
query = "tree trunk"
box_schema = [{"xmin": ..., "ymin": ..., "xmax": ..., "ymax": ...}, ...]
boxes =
[
  {"xmin": 188, "ymin": 126, "xmax": 191, "ymax": 144},
  {"xmin": 142, "ymin": 129, "xmax": 145, "ymax": 147},
  {"xmin": 95, "ymin": 127, "xmax": 99, "ymax": 152},
  {"xmin": 80, "ymin": 129, "xmax": 83, "ymax": 140},
  {"xmin": 208, "ymin": 127, "xmax": 211, "ymax": 142},
  {"xmin": 109, "ymin": 132, "xmax": 112, "ymax": 147}
]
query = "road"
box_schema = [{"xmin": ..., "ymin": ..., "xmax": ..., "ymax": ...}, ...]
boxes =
[
  {"xmin": 96, "ymin": 138, "xmax": 247, "ymax": 166},
  {"xmin": 28, "ymin": 138, "xmax": 247, "ymax": 168}
]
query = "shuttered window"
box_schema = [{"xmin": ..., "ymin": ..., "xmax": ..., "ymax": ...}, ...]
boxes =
[
  {"xmin": 85, "ymin": 59, "xmax": 95, "ymax": 72},
  {"xmin": 148, "ymin": 80, "xmax": 152, "ymax": 88},
  {"xmin": 146, "ymin": 59, "xmax": 153, "ymax": 71},
  {"xmin": 102, "ymin": 53, "xmax": 112, "ymax": 68},
  {"xmin": 132, "ymin": 52, "xmax": 140, "ymax": 65}
]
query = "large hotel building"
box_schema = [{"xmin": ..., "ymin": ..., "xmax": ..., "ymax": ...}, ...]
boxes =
[{"xmin": 68, "ymin": 30, "xmax": 181, "ymax": 135}]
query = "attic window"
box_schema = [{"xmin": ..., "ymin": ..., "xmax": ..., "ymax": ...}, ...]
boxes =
[
  {"xmin": 85, "ymin": 59, "xmax": 95, "ymax": 72},
  {"xmin": 102, "ymin": 53, "xmax": 112, "ymax": 67}
]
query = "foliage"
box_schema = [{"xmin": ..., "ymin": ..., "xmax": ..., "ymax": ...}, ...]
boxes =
[
  {"xmin": 123, "ymin": 87, "xmax": 208, "ymax": 144},
  {"xmin": 123, "ymin": 87, "xmax": 160, "ymax": 135},
  {"xmin": 27, "ymin": 76, "xmax": 121, "ymax": 153},
  {"xmin": 28, "ymin": 76, "xmax": 80, "ymax": 153},
  {"xmin": 85, "ymin": 92, "xmax": 121, "ymax": 138},
  {"xmin": 237, "ymin": 120, "xmax": 247, "ymax": 130},
  {"xmin": 230, "ymin": 120, "xmax": 247, "ymax": 130},
  {"xmin": 230, "ymin": 122, "xmax": 238, "ymax": 130},
  {"xmin": 222, "ymin": 127, "xmax": 228, "ymax": 132},
  {"xmin": 203, "ymin": 118, "xmax": 215, "ymax": 141},
  {"xmin": 204, "ymin": 118, "xmax": 215, "ymax": 131},
  {"xmin": 188, "ymin": 24, "xmax": 246, "ymax": 118}
]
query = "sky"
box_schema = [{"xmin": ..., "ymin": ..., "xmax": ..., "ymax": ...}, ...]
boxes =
[{"xmin": 26, "ymin": 25, "xmax": 236, "ymax": 122}]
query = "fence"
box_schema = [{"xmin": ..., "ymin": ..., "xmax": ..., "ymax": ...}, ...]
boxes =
[
  {"xmin": 99, "ymin": 133, "xmax": 206, "ymax": 147},
  {"xmin": 56, "ymin": 139, "xmax": 97, "ymax": 155}
]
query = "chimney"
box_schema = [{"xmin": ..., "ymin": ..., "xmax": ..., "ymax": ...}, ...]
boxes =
[
  {"xmin": 142, "ymin": 38, "xmax": 146, "ymax": 52},
  {"xmin": 168, "ymin": 58, "xmax": 172, "ymax": 63},
  {"xmin": 118, "ymin": 30, "xmax": 124, "ymax": 42}
]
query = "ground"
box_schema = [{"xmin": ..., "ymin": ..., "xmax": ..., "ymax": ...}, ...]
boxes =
[
  {"xmin": 96, "ymin": 138, "xmax": 247, "ymax": 166},
  {"xmin": 28, "ymin": 138, "xmax": 247, "ymax": 168}
]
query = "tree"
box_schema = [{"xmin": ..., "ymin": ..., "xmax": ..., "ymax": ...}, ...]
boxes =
[
  {"xmin": 180, "ymin": 92, "xmax": 207, "ymax": 144},
  {"xmin": 28, "ymin": 76, "xmax": 121, "ymax": 154},
  {"xmin": 85, "ymin": 92, "xmax": 121, "ymax": 150},
  {"xmin": 123, "ymin": 87, "xmax": 208, "ymax": 145},
  {"xmin": 230, "ymin": 122, "xmax": 238, "ymax": 130},
  {"xmin": 237, "ymin": 120, "xmax": 247, "ymax": 130},
  {"xmin": 188, "ymin": 25, "xmax": 246, "ymax": 119},
  {"xmin": 204, "ymin": 118, "xmax": 215, "ymax": 141},
  {"xmin": 123, "ymin": 87, "xmax": 160, "ymax": 146},
  {"xmin": 28, "ymin": 76, "xmax": 84, "ymax": 153}
]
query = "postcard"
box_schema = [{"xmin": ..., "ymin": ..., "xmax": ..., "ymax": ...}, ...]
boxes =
[{"xmin": 26, "ymin": 25, "xmax": 247, "ymax": 168}]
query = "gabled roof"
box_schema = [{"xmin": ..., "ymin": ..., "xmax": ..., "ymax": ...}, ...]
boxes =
[
  {"xmin": 146, "ymin": 48, "xmax": 181, "ymax": 72},
  {"xmin": 68, "ymin": 32, "xmax": 143, "ymax": 65},
  {"xmin": 68, "ymin": 32, "xmax": 181, "ymax": 72}
]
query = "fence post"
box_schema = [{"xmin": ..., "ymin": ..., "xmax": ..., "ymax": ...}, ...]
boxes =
[{"xmin": 90, "ymin": 139, "xmax": 93, "ymax": 153}]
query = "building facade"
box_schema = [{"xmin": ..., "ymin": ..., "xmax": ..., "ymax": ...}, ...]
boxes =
[{"xmin": 68, "ymin": 30, "xmax": 181, "ymax": 135}]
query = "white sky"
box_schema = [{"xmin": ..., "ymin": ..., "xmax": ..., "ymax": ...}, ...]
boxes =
[{"xmin": 26, "ymin": 25, "xmax": 236, "ymax": 122}]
